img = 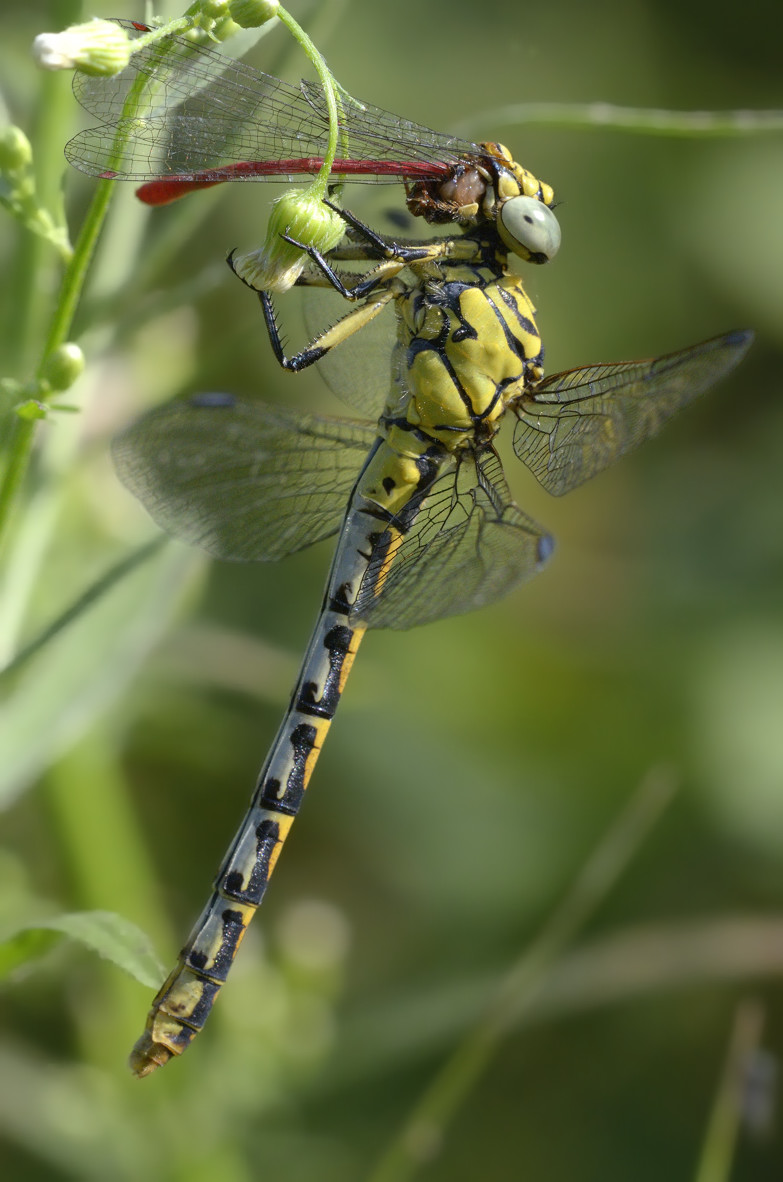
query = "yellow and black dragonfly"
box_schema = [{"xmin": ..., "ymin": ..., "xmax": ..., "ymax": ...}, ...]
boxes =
[{"xmin": 67, "ymin": 20, "xmax": 752, "ymax": 1075}]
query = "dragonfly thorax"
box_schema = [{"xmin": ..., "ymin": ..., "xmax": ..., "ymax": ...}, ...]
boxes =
[{"xmin": 387, "ymin": 264, "xmax": 544, "ymax": 452}]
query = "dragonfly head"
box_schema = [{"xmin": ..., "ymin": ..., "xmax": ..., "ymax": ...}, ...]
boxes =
[
  {"xmin": 405, "ymin": 143, "xmax": 560, "ymax": 264},
  {"xmin": 479, "ymin": 143, "xmax": 561, "ymax": 264}
]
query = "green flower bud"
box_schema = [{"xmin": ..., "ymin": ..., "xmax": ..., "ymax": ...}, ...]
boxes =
[
  {"xmin": 197, "ymin": 0, "xmax": 231, "ymax": 18},
  {"xmin": 41, "ymin": 343, "xmax": 85, "ymax": 392},
  {"xmin": 228, "ymin": 0, "xmax": 280, "ymax": 28},
  {"xmin": 0, "ymin": 126, "xmax": 33, "ymax": 174},
  {"xmin": 232, "ymin": 189, "xmax": 345, "ymax": 293},
  {"xmin": 33, "ymin": 19, "xmax": 132, "ymax": 77}
]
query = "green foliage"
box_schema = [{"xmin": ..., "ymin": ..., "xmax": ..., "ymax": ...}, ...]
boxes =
[
  {"xmin": 0, "ymin": 910, "xmax": 164, "ymax": 987},
  {"xmin": 1, "ymin": 1, "xmax": 782, "ymax": 1180}
]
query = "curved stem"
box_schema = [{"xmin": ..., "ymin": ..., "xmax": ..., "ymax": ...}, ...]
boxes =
[
  {"xmin": 455, "ymin": 102, "xmax": 783, "ymax": 139},
  {"xmin": 276, "ymin": 5, "xmax": 342, "ymax": 196}
]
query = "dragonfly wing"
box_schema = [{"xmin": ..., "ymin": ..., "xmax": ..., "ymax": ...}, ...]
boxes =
[
  {"xmin": 68, "ymin": 38, "xmax": 321, "ymax": 183},
  {"xmin": 113, "ymin": 395, "xmax": 376, "ymax": 561},
  {"xmin": 66, "ymin": 19, "xmax": 477, "ymax": 184},
  {"xmin": 351, "ymin": 449, "xmax": 553, "ymax": 630},
  {"xmin": 301, "ymin": 285, "xmax": 395, "ymax": 415},
  {"xmin": 513, "ymin": 330, "xmax": 753, "ymax": 496}
]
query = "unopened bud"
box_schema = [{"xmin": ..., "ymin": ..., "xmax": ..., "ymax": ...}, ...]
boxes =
[
  {"xmin": 33, "ymin": 19, "xmax": 132, "ymax": 77},
  {"xmin": 197, "ymin": 0, "xmax": 231, "ymax": 18},
  {"xmin": 0, "ymin": 126, "xmax": 33, "ymax": 173},
  {"xmin": 228, "ymin": 0, "xmax": 280, "ymax": 27},
  {"xmin": 41, "ymin": 342, "xmax": 85, "ymax": 392},
  {"xmin": 232, "ymin": 189, "xmax": 344, "ymax": 293}
]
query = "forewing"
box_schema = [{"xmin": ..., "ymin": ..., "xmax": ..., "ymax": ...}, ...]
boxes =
[
  {"xmin": 352, "ymin": 449, "xmax": 553, "ymax": 630},
  {"xmin": 513, "ymin": 330, "xmax": 753, "ymax": 496},
  {"xmin": 66, "ymin": 20, "xmax": 477, "ymax": 184},
  {"xmin": 112, "ymin": 395, "xmax": 376, "ymax": 561}
]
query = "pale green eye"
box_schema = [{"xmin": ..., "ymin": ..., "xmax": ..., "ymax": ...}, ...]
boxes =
[{"xmin": 498, "ymin": 196, "xmax": 561, "ymax": 263}]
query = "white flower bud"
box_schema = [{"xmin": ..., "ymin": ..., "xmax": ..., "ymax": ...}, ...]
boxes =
[{"xmin": 33, "ymin": 19, "xmax": 132, "ymax": 77}]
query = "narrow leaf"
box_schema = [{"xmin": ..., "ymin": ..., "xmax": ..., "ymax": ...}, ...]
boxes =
[{"xmin": 0, "ymin": 910, "xmax": 164, "ymax": 987}]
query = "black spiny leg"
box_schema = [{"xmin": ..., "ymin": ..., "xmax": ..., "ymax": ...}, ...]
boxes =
[
  {"xmin": 281, "ymin": 233, "xmax": 397, "ymax": 301},
  {"xmin": 259, "ymin": 280, "xmax": 398, "ymax": 372},
  {"xmin": 259, "ymin": 290, "xmax": 327, "ymax": 373},
  {"xmin": 321, "ymin": 199, "xmax": 447, "ymax": 266}
]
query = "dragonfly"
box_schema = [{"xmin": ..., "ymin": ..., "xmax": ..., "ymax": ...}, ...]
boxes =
[{"xmin": 66, "ymin": 21, "xmax": 753, "ymax": 1076}]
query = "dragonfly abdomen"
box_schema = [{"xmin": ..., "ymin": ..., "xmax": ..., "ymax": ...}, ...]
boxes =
[
  {"xmin": 128, "ymin": 533, "xmax": 371, "ymax": 1076},
  {"xmin": 128, "ymin": 442, "xmax": 436, "ymax": 1076}
]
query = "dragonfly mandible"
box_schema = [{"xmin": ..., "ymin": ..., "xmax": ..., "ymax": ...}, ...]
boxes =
[{"xmin": 66, "ymin": 21, "xmax": 753, "ymax": 1075}]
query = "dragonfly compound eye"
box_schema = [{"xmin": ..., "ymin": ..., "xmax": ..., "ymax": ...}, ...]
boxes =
[{"xmin": 498, "ymin": 196, "xmax": 561, "ymax": 263}]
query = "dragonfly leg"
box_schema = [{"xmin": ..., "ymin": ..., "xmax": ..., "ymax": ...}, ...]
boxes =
[
  {"xmin": 323, "ymin": 198, "xmax": 480, "ymax": 266},
  {"xmin": 323, "ymin": 198, "xmax": 398, "ymax": 256},
  {"xmin": 281, "ymin": 233, "xmax": 405, "ymax": 300},
  {"xmin": 259, "ymin": 283, "xmax": 397, "ymax": 372}
]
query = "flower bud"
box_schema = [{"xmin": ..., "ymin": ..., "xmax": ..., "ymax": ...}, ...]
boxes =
[
  {"xmin": 232, "ymin": 189, "xmax": 344, "ymax": 293},
  {"xmin": 33, "ymin": 19, "xmax": 132, "ymax": 77},
  {"xmin": 198, "ymin": 0, "xmax": 231, "ymax": 16},
  {"xmin": 41, "ymin": 343, "xmax": 85, "ymax": 392},
  {"xmin": 228, "ymin": 0, "xmax": 280, "ymax": 27},
  {"xmin": 0, "ymin": 126, "xmax": 33, "ymax": 174}
]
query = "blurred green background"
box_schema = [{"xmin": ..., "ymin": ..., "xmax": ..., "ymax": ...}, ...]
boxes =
[{"xmin": 2, "ymin": 0, "xmax": 783, "ymax": 1179}]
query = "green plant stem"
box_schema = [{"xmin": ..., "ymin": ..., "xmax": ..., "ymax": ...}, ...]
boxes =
[
  {"xmin": 40, "ymin": 180, "xmax": 114, "ymax": 360},
  {"xmin": 131, "ymin": 16, "xmax": 191, "ymax": 51},
  {"xmin": 0, "ymin": 56, "xmax": 83, "ymax": 557},
  {"xmin": 0, "ymin": 420, "xmax": 36, "ymax": 558},
  {"xmin": 0, "ymin": 177, "xmax": 114, "ymax": 559},
  {"xmin": 368, "ymin": 766, "xmax": 679, "ymax": 1182},
  {"xmin": 276, "ymin": 5, "xmax": 340, "ymax": 192},
  {"xmin": 0, "ymin": 537, "xmax": 165, "ymax": 681},
  {"xmin": 6, "ymin": 70, "xmax": 73, "ymax": 374},
  {"xmin": 456, "ymin": 103, "xmax": 783, "ymax": 139},
  {"xmin": 693, "ymin": 999, "xmax": 765, "ymax": 1182}
]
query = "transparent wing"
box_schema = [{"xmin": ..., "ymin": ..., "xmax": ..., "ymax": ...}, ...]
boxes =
[
  {"xmin": 513, "ymin": 330, "xmax": 753, "ymax": 496},
  {"xmin": 66, "ymin": 19, "xmax": 478, "ymax": 185},
  {"xmin": 112, "ymin": 394, "xmax": 376, "ymax": 560},
  {"xmin": 353, "ymin": 449, "xmax": 553, "ymax": 630},
  {"xmin": 301, "ymin": 284, "xmax": 396, "ymax": 415}
]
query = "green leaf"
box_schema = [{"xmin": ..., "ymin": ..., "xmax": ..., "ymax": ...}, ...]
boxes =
[
  {"xmin": 0, "ymin": 910, "xmax": 164, "ymax": 987},
  {"xmin": 0, "ymin": 542, "xmax": 204, "ymax": 807}
]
